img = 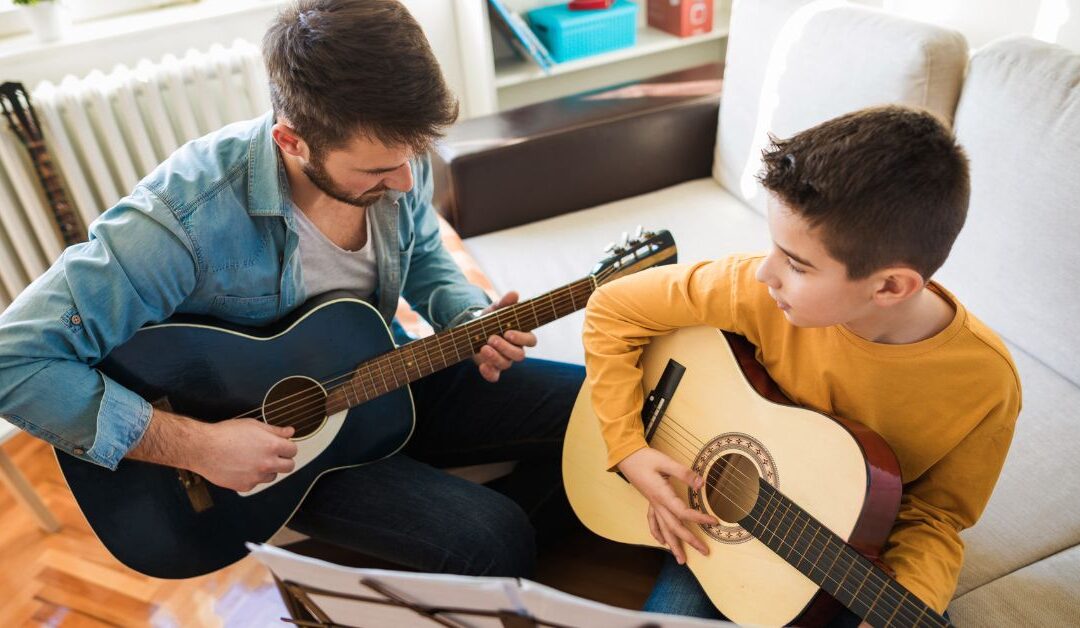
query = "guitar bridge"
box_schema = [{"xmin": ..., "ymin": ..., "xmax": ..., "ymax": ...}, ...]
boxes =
[
  {"xmin": 616, "ymin": 359, "xmax": 687, "ymax": 484},
  {"xmin": 177, "ymin": 469, "xmax": 214, "ymax": 513},
  {"xmin": 151, "ymin": 395, "xmax": 214, "ymax": 513},
  {"xmin": 642, "ymin": 359, "xmax": 686, "ymax": 443}
]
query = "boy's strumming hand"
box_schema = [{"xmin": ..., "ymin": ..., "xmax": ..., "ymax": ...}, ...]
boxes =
[
  {"xmin": 473, "ymin": 291, "xmax": 537, "ymax": 383},
  {"xmin": 617, "ymin": 447, "xmax": 718, "ymax": 565}
]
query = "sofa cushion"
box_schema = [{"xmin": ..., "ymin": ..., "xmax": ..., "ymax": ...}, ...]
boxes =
[
  {"xmin": 462, "ymin": 178, "xmax": 769, "ymax": 364},
  {"xmin": 950, "ymin": 544, "xmax": 1080, "ymax": 626},
  {"xmin": 954, "ymin": 340, "xmax": 1080, "ymax": 596},
  {"xmin": 937, "ymin": 37, "xmax": 1080, "ymax": 384},
  {"xmin": 714, "ymin": 0, "xmax": 968, "ymax": 213}
]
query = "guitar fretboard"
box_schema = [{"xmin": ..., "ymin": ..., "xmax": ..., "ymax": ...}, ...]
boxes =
[
  {"xmin": 741, "ymin": 481, "xmax": 950, "ymax": 628},
  {"xmin": 27, "ymin": 141, "xmax": 86, "ymax": 245},
  {"xmin": 0, "ymin": 82, "xmax": 87, "ymax": 246},
  {"xmin": 325, "ymin": 277, "xmax": 596, "ymax": 413}
]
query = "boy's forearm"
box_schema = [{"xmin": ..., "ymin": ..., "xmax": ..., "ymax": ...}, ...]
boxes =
[
  {"xmin": 583, "ymin": 288, "xmax": 651, "ymax": 469},
  {"xmin": 880, "ymin": 506, "xmax": 964, "ymax": 613},
  {"xmin": 881, "ymin": 405, "xmax": 1017, "ymax": 613}
]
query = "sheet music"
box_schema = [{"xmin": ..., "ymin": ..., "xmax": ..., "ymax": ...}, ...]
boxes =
[
  {"xmin": 251, "ymin": 544, "xmax": 514, "ymax": 627},
  {"xmin": 516, "ymin": 579, "xmax": 733, "ymax": 627},
  {"xmin": 249, "ymin": 544, "xmax": 734, "ymax": 628}
]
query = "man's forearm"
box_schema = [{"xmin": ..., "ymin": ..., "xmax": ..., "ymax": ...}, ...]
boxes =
[{"xmin": 127, "ymin": 408, "xmax": 204, "ymax": 470}]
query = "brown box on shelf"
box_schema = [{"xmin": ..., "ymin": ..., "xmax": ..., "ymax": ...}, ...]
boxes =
[{"xmin": 647, "ymin": 0, "xmax": 714, "ymax": 37}]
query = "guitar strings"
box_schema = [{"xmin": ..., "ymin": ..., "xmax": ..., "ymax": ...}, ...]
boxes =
[
  {"xmin": 243, "ymin": 275, "xmax": 600, "ymax": 422},
  {"xmin": 647, "ymin": 429, "xmax": 933, "ymax": 628},
  {"xmin": 214, "ymin": 273, "xmax": 607, "ymax": 430},
  {"xmin": 653, "ymin": 413, "xmax": 936, "ymax": 625},
  {"xmin": 246, "ymin": 281, "xmax": 598, "ymax": 433},
  {"xmin": 644, "ymin": 418, "xmax": 940, "ymax": 627},
  {"xmin": 222, "ymin": 244, "xmax": 667, "ymax": 427},
  {"xmin": 648, "ymin": 421, "xmax": 936, "ymax": 628}
]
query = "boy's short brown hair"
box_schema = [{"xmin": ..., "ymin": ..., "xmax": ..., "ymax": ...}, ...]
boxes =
[
  {"xmin": 758, "ymin": 105, "xmax": 970, "ymax": 280},
  {"xmin": 262, "ymin": 0, "xmax": 459, "ymax": 156}
]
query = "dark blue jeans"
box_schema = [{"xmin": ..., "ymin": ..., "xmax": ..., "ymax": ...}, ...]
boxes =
[
  {"xmin": 288, "ymin": 357, "xmax": 584, "ymax": 579},
  {"xmin": 645, "ymin": 554, "xmax": 947, "ymax": 627}
]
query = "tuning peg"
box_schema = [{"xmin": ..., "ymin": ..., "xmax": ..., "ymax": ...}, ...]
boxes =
[
  {"xmin": 603, "ymin": 241, "xmax": 617, "ymax": 254},
  {"xmin": 619, "ymin": 231, "xmax": 629, "ymax": 249},
  {"xmin": 633, "ymin": 225, "xmax": 644, "ymax": 241}
]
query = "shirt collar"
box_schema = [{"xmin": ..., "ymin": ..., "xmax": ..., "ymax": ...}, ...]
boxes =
[{"xmin": 246, "ymin": 111, "xmax": 289, "ymax": 217}]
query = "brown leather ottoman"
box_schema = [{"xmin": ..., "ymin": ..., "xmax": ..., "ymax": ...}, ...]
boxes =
[{"xmin": 432, "ymin": 63, "xmax": 724, "ymax": 238}]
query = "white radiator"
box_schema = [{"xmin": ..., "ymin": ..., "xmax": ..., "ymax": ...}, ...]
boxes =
[{"xmin": 0, "ymin": 39, "xmax": 270, "ymax": 310}]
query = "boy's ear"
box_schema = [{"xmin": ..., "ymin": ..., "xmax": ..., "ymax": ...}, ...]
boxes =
[
  {"xmin": 271, "ymin": 122, "xmax": 309, "ymax": 160},
  {"xmin": 871, "ymin": 267, "xmax": 925, "ymax": 307}
]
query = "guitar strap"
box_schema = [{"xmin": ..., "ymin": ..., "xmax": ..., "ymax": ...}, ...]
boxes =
[{"xmin": 0, "ymin": 81, "xmax": 87, "ymax": 246}]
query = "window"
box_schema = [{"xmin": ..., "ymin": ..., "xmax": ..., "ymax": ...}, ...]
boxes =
[{"xmin": 0, "ymin": 0, "xmax": 193, "ymax": 40}]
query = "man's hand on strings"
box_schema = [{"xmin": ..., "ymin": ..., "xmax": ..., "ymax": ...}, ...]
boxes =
[
  {"xmin": 472, "ymin": 291, "xmax": 537, "ymax": 383},
  {"xmin": 129, "ymin": 410, "xmax": 297, "ymax": 493}
]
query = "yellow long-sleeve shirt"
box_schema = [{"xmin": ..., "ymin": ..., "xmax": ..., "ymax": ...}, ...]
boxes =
[{"xmin": 582, "ymin": 255, "xmax": 1021, "ymax": 613}]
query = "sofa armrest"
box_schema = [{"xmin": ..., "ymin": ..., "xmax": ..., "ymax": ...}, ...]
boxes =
[{"xmin": 432, "ymin": 63, "xmax": 723, "ymax": 238}]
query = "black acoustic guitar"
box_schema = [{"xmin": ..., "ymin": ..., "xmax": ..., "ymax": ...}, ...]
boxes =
[{"xmin": 56, "ymin": 229, "xmax": 676, "ymax": 578}]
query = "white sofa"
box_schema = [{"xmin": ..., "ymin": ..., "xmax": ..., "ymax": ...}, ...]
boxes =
[{"xmin": 448, "ymin": 1, "xmax": 1080, "ymax": 625}]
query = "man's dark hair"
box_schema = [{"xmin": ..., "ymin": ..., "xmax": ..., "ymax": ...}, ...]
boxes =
[
  {"xmin": 263, "ymin": 0, "xmax": 459, "ymax": 156},
  {"xmin": 758, "ymin": 105, "xmax": 970, "ymax": 280}
]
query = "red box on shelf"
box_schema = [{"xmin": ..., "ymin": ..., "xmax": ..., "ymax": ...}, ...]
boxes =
[{"xmin": 647, "ymin": 0, "xmax": 714, "ymax": 38}]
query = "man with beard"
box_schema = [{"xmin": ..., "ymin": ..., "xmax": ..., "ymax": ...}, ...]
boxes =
[{"xmin": 0, "ymin": 0, "xmax": 583, "ymax": 578}]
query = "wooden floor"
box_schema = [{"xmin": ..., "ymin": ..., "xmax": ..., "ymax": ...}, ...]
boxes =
[{"xmin": 0, "ymin": 432, "xmax": 661, "ymax": 627}]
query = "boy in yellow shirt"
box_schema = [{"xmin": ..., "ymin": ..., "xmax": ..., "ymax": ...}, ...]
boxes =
[{"xmin": 582, "ymin": 105, "xmax": 1021, "ymax": 626}]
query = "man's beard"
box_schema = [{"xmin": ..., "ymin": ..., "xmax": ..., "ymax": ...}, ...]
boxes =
[{"xmin": 302, "ymin": 156, "xmax": 386, "ymax": 208}]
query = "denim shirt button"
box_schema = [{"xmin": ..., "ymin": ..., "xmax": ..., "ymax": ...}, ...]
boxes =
[{"xmin": 73, "ymin": 447, "xmax": 85, "ymax": 455}]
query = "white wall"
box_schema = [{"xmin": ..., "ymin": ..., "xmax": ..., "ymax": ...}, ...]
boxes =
[{"xmin": 855, "ymin": 0, "xmax": 1080, "ymax": 50}]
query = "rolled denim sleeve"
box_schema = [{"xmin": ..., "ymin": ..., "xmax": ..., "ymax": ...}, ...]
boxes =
[
  {"xmin": 400, "ymin": 156, "xmax": 490, "ymax": 330},
  {"xmin": 0, "ymin": 185, "xmax": 198, "ymax": 469}
]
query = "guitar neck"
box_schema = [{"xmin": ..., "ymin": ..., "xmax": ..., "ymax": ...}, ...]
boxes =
[
  {"xmin": 0, "ymin": 82, "xmax": 87, "ymax": 246},
  {"xmin": 26, "ymin": 142, "xmax": 86, "ymax": 245},
  {"xmin": 742, "ymin": 481, "xmax": 950, "ymax": 628},
  {"xmin": 327, "ymin": 276, "xmax": 596, "ymax": 412}
]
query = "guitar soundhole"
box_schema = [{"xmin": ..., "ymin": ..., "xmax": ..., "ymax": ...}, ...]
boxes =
[
  {"xmin": 690, "ymin": 433, "xmax": 777, "ymax": 543},
  {"xmin": 704, "ymin": 453, "xmax": 760, "ymax": 524},
  {"xmin": 262, "ymin": 376, "xmax": 328, "ymax": 439}
]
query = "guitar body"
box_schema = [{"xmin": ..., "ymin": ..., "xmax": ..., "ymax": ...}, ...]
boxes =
[
  {"xmin": 564, "ymin": 327, "xmax": 903, "ymax": 626},
  {"xmin": 56, "ymin": 296, "xmax": 414, "ymax": 579}
]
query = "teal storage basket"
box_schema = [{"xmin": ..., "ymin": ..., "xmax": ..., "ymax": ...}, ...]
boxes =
[{"xmin": 526, "ymin": 1, "xmax": 638, "ymax": 63}]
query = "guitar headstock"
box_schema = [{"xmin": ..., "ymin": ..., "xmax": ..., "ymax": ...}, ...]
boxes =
[
  {"xmin": 590, "ymin": 227, "xmax": 677, "ymax": 287},
  {"xmin": 0, "ymin": 82, "xmax": 42, "ymax": 148}
]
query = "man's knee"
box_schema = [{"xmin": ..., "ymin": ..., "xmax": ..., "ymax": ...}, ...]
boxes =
[{"xmin": 453, "ymin": 496, "xmax": 536, "ymax": 578}]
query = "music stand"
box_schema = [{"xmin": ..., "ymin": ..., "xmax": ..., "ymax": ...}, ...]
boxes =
[{"xmin": 250, "ymin": 544, "xmax": 734, "ymax": 628}]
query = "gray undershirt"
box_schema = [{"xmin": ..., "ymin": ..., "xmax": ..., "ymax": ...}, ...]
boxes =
[{"xmin": 292, "ymin": 204, "xmax": 377, "ymax": 300}]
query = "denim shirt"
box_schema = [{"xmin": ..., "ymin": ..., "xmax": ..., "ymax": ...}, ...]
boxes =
[{"xmin": 0, "ymin": 111, "xmax": 490, "ymax": 470}]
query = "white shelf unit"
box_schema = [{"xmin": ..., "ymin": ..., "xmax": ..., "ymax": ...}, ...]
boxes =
[{"xmin": 486, "ymin": 0, "xmax": 731, "ymax": 111}]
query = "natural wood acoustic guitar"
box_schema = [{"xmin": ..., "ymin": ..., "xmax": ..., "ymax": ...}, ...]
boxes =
[{"xmin": 563, "ymin": 326, "xmax": 951, "ymax": 627}]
